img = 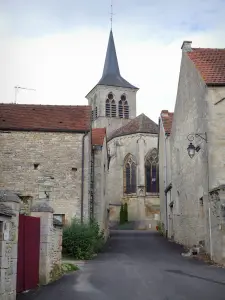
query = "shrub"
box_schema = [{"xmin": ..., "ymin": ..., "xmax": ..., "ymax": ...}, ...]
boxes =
[
  {"xmin": 124, "ymin": 203, "xmax": 128, "ymax": 222},
  {"xmin": 120, "ymin": 204, "xmax": 125, "ymax": 224},
  {"xmin": 156, "ymin": 221, "xmax": 164, "ymax": 235},
  {"xmin": 62, "ymin": 218, "xmax": 105, "ymax": 260}
]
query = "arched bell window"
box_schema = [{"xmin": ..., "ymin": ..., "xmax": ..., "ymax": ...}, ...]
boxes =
[
  {"xmin": 124, "ymin": 154, "xmax": 136, "ymax": 194},
  {"xmin": 145, "ymin": 148, "xmax": 159, "ymax": 193},
  {"xmin": 119, "ymin": 94, "xmax": 129, "ymax": 119},
  {"xmin": 105, "ymin": 92, "xmax": 117, "ymax": 117}
]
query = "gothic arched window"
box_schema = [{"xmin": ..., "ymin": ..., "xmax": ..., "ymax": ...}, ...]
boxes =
[
  {"xmin": 124, "ymin": 154, "xmax": 136, "ymax": 194},
  {"xmin": 119, "ymin": 94, "xmax": 129, "ymax": 119},
  {"xmin": 145, "ymin": 148, "xmax": 159, "ymax": 193},
  {"xmin": 105, "ymin": 92, "xmax": 117, "ymax": 117}
]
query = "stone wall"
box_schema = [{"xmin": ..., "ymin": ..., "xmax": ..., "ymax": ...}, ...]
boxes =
[
  {"xmin": 0, "ymin": 191, "xmax": 20, "ymax": 300},
  {"xmin": 170, "ymin": 51, "xmax": 208, "ymax": 247},
  {"xmin": 159, "ymin": 118, "xmax": 167, "ymax": 232},
  {"xmin": 0, "ymin": 131, "xmax": 91, "ymax": 222},
  {"xmin": 93, "ymin": 137, "xmax": 109, "ymax": 237},
  {"xmin": 107, "ymin": 133, "xmax": 160, "ymax": 227},
  {"xmin": 0, "ymin": 191, "xmax": 63, "ymax": 300},
  {"xmin": 208, "ymin": 186, "xmax": 225, "ymax": 264},
  {"xmin": 31, "ymin": 202, "xmax": 63, "ymax": 285},
  {"xmin": 207, "ymin": 87, "xmax": 225, "ymax": 190},
  {"xmin": 51, "ymin": 222, "xmax": 63, "ymax": 268},
  {"xmin": 159, "ymin": 117, "xmax": 173, "ymax": 236}
]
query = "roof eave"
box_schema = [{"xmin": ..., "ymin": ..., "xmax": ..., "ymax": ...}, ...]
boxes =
[
  {"xmin": 206, "ymin": 83, "xmax": 225, "ymax": 87},
  {"xmin": 86, "ymin": 82, "xmax": 139, "ymax": 98},
  {"xmin": 108, "ymin": 131, "xmax": 158, "ymax": 142},
  {"xmin": 0, "ymin": 128, "xmax": 91, "ymax": 133}
]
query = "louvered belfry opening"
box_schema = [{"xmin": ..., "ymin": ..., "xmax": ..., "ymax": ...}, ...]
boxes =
[
  {"xmin": 119, "ymin": 94, "xmax": 129, "ymax": 119},
  {"xmin": 105, "ymin": 92, "xmax": 117, "ymax": 117}
]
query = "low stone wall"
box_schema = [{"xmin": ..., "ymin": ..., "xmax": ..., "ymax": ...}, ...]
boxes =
[
  {"xmin": 31, "ymin": 202, "xmax": 63, "ymax": 285},
  {"xmin": 0, "ymin": 192, "xmax": 63, "ymax": 300},
  {"xmin": 0, "ymin": 191, "xmax": 20, "ymax": 300}
]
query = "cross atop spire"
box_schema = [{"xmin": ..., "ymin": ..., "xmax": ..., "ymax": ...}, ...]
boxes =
[{"xmin": 110, "ymin": 0, "xmax": 114, "ymax": 29}]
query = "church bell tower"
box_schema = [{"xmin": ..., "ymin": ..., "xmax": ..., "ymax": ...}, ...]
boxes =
[{"xmin": 85, "ymin": 30, "xmax": 139, "ymax": 136}]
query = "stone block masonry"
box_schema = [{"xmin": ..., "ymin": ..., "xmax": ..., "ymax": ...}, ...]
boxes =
[
  {"xmin": 0, "ymin": 190, "xmax": 20, "ymax": 300},
  {"xmin": 0, "ymin": 131, "xmax": 90, "ymax": 222}
]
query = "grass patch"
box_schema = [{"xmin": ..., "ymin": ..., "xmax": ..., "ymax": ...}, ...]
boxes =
[{"xmin": 62, "ymin": 263, "xmax": 79, "ymax": 273}]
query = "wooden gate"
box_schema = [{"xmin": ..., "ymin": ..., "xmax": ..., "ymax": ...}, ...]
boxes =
[{"xmin": 17, "ymin": 215, "xmax": 40, "ymax": 293}]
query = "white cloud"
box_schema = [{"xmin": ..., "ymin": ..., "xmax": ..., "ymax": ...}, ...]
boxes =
[{"xmin": 0, "ymin": 0, "xmax": 225, "ymax": 122}]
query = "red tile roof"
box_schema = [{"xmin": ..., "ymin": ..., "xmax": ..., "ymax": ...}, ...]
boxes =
[
  {"xmin": 92, "ymin": 128, "xmax": 106, "ymax": 145},
  {"xmin": 187, "ymin": 48, "xmax": 225, "ymax": 85},
  {"xmin": 0, "ymin": 104, "xmax": 91, "ymax": 132},
  {"xmin": 161, "ymin": 110, "xmax": 174, "ymax": 135}
]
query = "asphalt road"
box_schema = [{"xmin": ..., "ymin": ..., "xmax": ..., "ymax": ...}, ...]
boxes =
[{"xmin": 17, "ymin": 231, "xmax": 225, "ymax": 300}]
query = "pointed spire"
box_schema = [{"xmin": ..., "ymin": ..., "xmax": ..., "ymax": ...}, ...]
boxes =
[
  {"xmin": 102, "ymin": 30, "xmax": 120, "ymax": 78},
  {"xmin": 97, "ymin": 30, "xmax": 138, "ymax": 89}
]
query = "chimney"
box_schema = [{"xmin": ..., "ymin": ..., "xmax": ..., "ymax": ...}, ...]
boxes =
[
  {"xmin": 161, "ymin": 110, "xmax": 169, "ymax": 117},
  {"xmin": 181, "ymin": 41, "xmax": 192, "ymax": 52}
]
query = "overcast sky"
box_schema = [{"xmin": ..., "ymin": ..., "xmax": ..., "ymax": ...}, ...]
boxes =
[{"xmin": 0, "ymin": 0, "xmax": 224, "ymax": 122}]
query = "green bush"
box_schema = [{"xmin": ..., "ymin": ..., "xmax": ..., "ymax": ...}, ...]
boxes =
[
  {"xmin": 120, "ymin": 204, "xmax": 125, "ymax": 224},
  {"xmin": 62, "ymin": 219, "xmax": 105, "ymax": 260},
  {"xmin": 124, "ymin": 203, "xmax": 128, "ymax": 223},
  {"xmin": 120, "ymin": 203, "xmax": 128, "ymax": 224},
  {"xmin": 156, "ymin": 221, "xmax": 164, "ymax": 235}
]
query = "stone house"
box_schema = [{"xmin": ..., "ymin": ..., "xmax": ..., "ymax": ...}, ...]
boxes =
[
  {"xmin": 158, "ymin": 110, "xmax": 173, "ymax": 236},
  {"xmin": 159, "ymin": 41, "xmax": 225, "ymax": 263},
  {"xmin": 91, "ymin": 128, "xmax": 109, "ymax": 234},
  {"xmin": 0, "ymin": 104, "xmax": 92, "ymax": 223}
]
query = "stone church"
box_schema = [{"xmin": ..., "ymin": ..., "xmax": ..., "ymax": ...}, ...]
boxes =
[{"xmin": 0, "ymin": 30, "xmax": 160, "ymax": 232}]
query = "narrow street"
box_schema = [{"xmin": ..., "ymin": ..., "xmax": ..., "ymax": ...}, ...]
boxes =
[{"xmin": 18, "ymin": 231, "xmax": 225, "ymax": 300}]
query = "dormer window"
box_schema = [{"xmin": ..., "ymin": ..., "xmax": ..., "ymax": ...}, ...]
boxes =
[{"xmin": 119, "ymin": 94, "xmax": 129, "ymax": 119}]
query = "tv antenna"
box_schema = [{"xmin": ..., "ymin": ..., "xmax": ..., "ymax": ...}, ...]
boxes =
[{"xmin": 14, "ymin": 86, "xmax": 36, "ymax": 104}]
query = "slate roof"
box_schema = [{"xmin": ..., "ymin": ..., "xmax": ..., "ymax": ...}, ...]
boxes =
[
  {"xmin": 108, "ymin": 114, "xmax": 158, "ymax": 141},
  {"xmin": 0, "ymin": 104, "xmax": 91, "ymax": 132},
  {"xmin": 97, "ymin": 31, "xmax": 137, "ymax": 89},
  {"xmin": 160, "ymin": 110, "xmax": 174, "ymax": 135},
  {"xmin": 92, "ymin": 128, "xmax": 106, "ymax": 145},
  {"xmin": 187, "ymin": 48, "xmax": 225, "ymax": 86}
]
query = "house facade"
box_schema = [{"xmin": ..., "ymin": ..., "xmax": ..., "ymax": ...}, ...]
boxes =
[{"xmin": 159, "ymin": 41, "xmax": 225, "ymax": 263}]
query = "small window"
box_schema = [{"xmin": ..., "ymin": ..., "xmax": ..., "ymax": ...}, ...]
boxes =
[
  {"xmin": 54, "ymin": 214, "xmax": 66, "ymax": 225},
  {"xmin": 34, "ymin": 163, "xmax": 39, "ymax": 170},
  {"xmin": 95, "ymin": 107, "xmax": 98, "ymax": 119}
]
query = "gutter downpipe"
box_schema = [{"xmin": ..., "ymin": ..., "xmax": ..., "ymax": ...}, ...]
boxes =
[{"xmin": 81, "ymin": 131, "xmax": 89, "ymax": 224}]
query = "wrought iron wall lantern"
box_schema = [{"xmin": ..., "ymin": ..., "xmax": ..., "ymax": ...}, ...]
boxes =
[{"xmin": 187, "ymin": 133, "xmax": 207, "ymax": 158}]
